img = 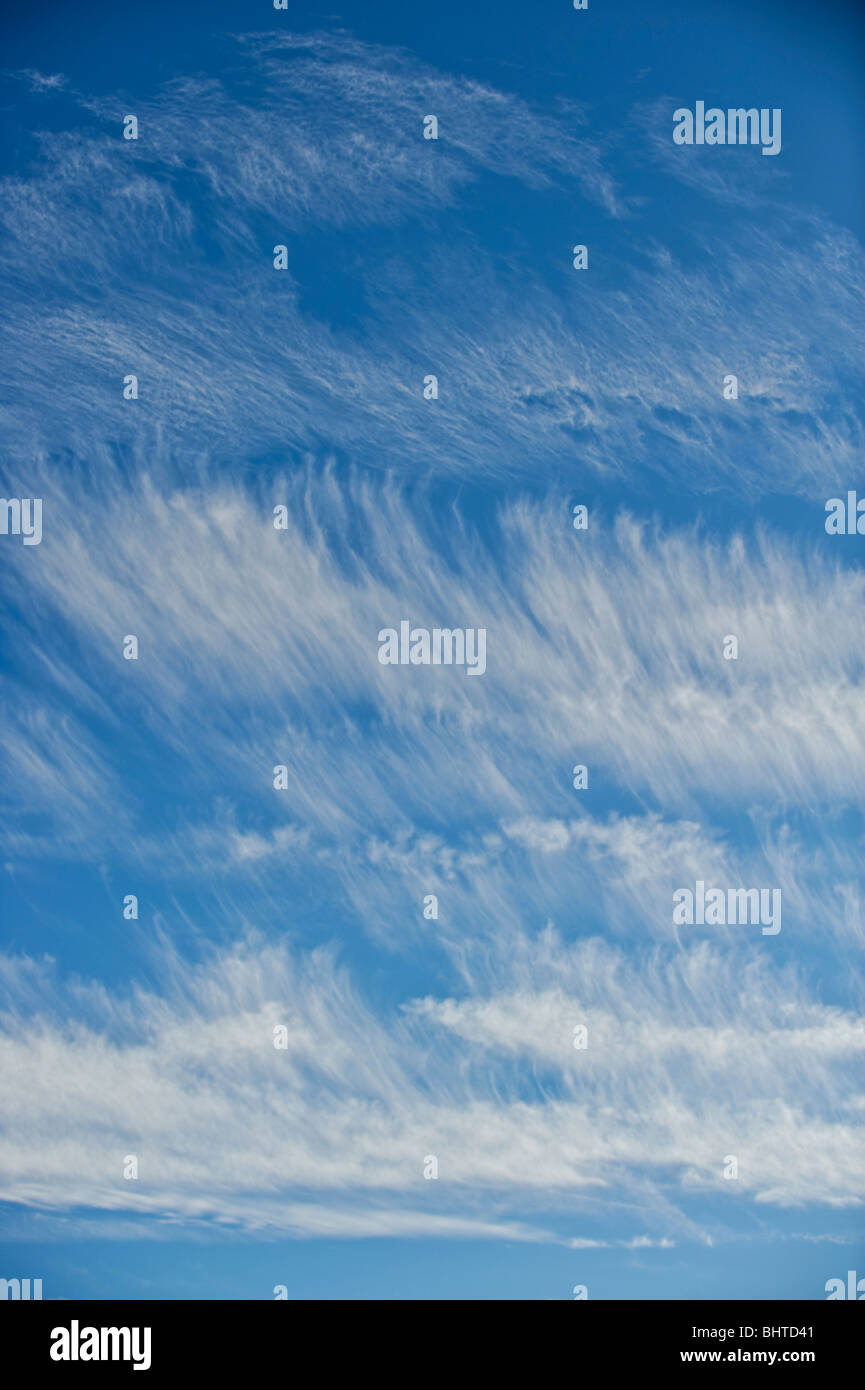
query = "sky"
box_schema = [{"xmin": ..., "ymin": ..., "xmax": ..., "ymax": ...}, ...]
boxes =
[{"xmin": 0, "ymin": 0, "xmax": 863, "ymax": 1300}]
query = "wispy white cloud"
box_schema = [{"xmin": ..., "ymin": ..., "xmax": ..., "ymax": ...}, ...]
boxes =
[
  {"xmin": 1, "ymin": 36, "xmax": 861, "ymax": 493},
  {"xmin": 8, "ymin": 70, "xmax": 68, "ymax": 94},
  {"xmin": 6, "ymin": 468, "xmax": 863, "ymax": 826},
  {"xmin": 1, "ymin": 25, "xmax": 862, "ymax": 1269},
  {"xmin": 0, "ymin": 931, "xmax": 860, "ymax": 1240}
]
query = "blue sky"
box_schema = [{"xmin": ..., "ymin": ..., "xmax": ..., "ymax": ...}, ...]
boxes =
[{"xmin": 0, "ymin": 0, "xmax": 863, "ymax": 1299}]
